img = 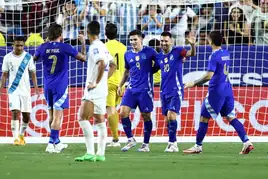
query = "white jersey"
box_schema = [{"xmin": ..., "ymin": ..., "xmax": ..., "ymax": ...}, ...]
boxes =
[
  {"xmin": 85, "ymin": 39, "xmax": 113, "ymax": 99},
  {"xmin": 1, "ymin": 51, "xmax": 35, "ymax": 97}
]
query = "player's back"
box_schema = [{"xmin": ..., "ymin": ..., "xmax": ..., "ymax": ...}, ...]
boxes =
[
  {"xmin": 124, "ymin": 46, "xmax": 156, "ymax": 92},
  {"xmin": 156, "ymin": 47, "xmax": 185, "ymax": 97},
  {"xmin": 208, "ymin": 49, "xmax": 232, "ymax": 95},
  {"xmin": 105, "ymin": 39, "xmax": 126, "ymax": 86},
  {"xmin": 86, "ymin": 39, "xmax": 112, "ymax": 99},
  {"xmin": 36, "ymin": 42, "xmax": 78, "ymax": 90}
]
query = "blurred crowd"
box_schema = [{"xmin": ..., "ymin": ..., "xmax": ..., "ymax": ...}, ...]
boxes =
[{"xmin": 0, "ymin": 0, "xmax": 267, "ymax": 46}]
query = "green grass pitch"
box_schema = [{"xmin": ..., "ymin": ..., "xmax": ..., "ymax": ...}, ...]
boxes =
[{"xmin": 0, "ymin": 143, "xmax": 267, "ymax": 179}]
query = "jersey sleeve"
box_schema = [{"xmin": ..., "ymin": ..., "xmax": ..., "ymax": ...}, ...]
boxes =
[
  {"xmin": 28, "ymin": 56, "xmax": 36, "ymax": 72},
  {"xmin": 1, "ymin": 55, "xmax": 8, "ymax": 72},
  {"xmin": 151, "ymin": 49, "xmax": 160, "ymax": 73},
  {"xmin": 124, "ymin": 52, "xmax": 130, "ymax": 70},
  {"xmin": 64, "ymin": 44, "xmax": 79, "ymax": 58},
  {"xmin": 175, "ymin": 47, "xmax": 187, "ymax": 58},
  {"xmin": 207, "ymin": 54, "xmax": 217, "ymax": 72}
]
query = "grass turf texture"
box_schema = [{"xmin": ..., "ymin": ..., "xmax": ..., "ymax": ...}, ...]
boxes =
[{"xmin": 0, "ymin": 143, "xmax": 267, "ymax": 179}]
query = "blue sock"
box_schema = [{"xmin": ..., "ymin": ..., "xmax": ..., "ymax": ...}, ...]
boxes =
[
  {"xmin": 168, "ymin": 120, "xmax": 177, "ymax": 143},
  {"xmin": 49, "ymin": 129, "xmax": 60, "ymax": 144},
  {"xmin": 196, "ymin": 122, "xmax": 208, "ymax": 146},
  {"xmin": 122, "ymin": 117, "xmax": 133, "ymax": 138},
  {"xmin": 143, "ymin": 120, "xmax": 152, "ymax": 144},
  {"xmin": 230, "ymin": 118, "xmax": 249, "ymax": 143}
]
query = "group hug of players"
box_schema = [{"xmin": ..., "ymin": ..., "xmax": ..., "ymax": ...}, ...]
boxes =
[{"xmin": 0, "ymin": 20, "xmax": 254, "ymax": 162}]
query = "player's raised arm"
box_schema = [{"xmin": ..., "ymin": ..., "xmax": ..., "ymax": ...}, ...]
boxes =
[
  {"xmin": 185, "ymin": 36, "xmax": 196, "ymax": 57},
  {"xmin": 76, "ymin": 34, "xmax": 87, "ymax": 62}
]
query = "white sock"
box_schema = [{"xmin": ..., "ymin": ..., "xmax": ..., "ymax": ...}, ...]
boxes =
[
  {"xmin": 96, "ymin": 122, "xmax": 107, "ymax": 156},
  {"xmin": 79, "ymin": 120, "xmax": 95, "ymax": 155},
  {"xmin": 11, "ymin": 120, "xmax": 19, "ymax": 140},
  {"xmin": 19, "ymin": 122, "xmax": 28, "ymax": 136}
]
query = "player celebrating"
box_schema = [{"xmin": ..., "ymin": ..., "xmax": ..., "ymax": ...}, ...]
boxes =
[
  {"xmin": 0, "ymin": 36, "xmax": 39, "ymax": 145},
  {"xmin": 34, "ymin": 24, "xmax": 86, "ymax": 153},
  {"xmin": 183, "ymin": 31, "xmax": 254, "ymax": 154},
  {"xmin": 118, "ymin": 30, "xmax": 158, "ymax": 152},
  {"xmin": 156, "ymin": 32, "xmax": 196, "ymax": 152},
  {"xmin": 105, "ymin": 23, "xmax": 127, "ymax": 147},
  {"xmin": 75, "ymin": 21, "xmax": 115, "ymax": 162}
]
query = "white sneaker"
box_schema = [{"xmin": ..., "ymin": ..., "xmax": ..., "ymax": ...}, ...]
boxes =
[
  {"xmin": 183, "ymin": 144, "xmax": 202, "ymax": 154},
  {"xmin": 121, "ymin": 138, "xmax": 136, "ymax": 152},
  {"xmin": 239, "ymin": 141, "xmax": 254, "ymax": 154},
  {"xmin": 164, "ymin": 142, "xmax": 179, "ymax": 153},
  {"xmin": 45, "ymin": 143, "xmax": 55, "ymax": 153},
  {"xmin": 137, "ymin": 143, "xmax": 150, "ymax": 152},
  {"xmin": 54, "ymin": 143, "xmax": 68, "ymax": 153},
  {"xmin": 107, "ymin": 141, "xmax": 121, "ymax": 147}
]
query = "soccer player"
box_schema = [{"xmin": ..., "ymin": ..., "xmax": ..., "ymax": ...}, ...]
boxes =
[
  {"xmin": 34, "ymin": 24, "xmax": 86, "ymax": 153},
  {"xmin": 118, "ymin": 30, "xmax": 158, "ymax": 152},
  {"xmin": 183, "ymin": 31, "xmax": 254, "ymax": 154},
  {"xmin": 74, "ymin": 21, "xmax": 115, "ymax": 162},
  {"xmin": 155, "ymin": 32, "xmax": 196, "ymax": 152},
  {"xmin": 105, "ymin": 23, "xmax": 127, "ymax": 147},
  {"xmin": 0, "ymin": 36, "xmax": 39, "ymax": 145}
]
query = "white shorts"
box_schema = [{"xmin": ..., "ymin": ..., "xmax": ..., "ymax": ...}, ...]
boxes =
[
  {"xmin": 82, "ymin": 91, "xmax": 106, "ymax": 115},
  {"xmin": 8, "ymin": 94, "xmax": 32, "ymax": 113}
]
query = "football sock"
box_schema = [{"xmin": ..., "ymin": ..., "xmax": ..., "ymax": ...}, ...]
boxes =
[
  {"xmin": 122, "ymin": 117, "xmax": 133, "ymax": 138},
  {"xmin": 96, "ymin": 122, "xmax": 107, "ymax": 156},
  {"xmin": 79, "ymin": 120, "xmax": 95, "ymax": 155},
  {"xmin": 168, "ymin": 120, "xmax": 177, "ymax": 143},
  {"xmin": 230, "ymin": 118, "xmax": 249, "ymax": 143},
  {"xmin": 11, "ymin": 120, "xmax": 19, "ymax": 140},
  {"xmin": 108, "ymin": 112, "xmax": 119, "ymax": 141},
  {"xmin": 143, "ymin": 120, "xmax": 152, "ymax": 144},
  {"xmin": 196, "ymin": 122, "xmax": 208, "ymax": 146},
  {"xmin": 49, "ymin": 129, "xmax": 60, "ymax": 144},
  {"xmin": 19, "ymin": 122, "xmax": 28, "ymax": 136}
]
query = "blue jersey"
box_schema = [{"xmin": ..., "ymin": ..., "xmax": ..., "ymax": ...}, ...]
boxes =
[
  {"xmin": 156, "ymin": 47, "xmax": 187, "ymax": 97},
  {"xmin": 35, "ymin": 42, "xmax": 78, "ymax": 90},
  {"xmin": 207, "ymin": 49, "xmax": 232, "ymax": 95},
  {"xmin": 124, "ymin": 46, "xmax": 157, "ymax": 92}
]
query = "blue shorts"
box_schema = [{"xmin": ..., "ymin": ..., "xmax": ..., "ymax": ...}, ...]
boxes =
[
  {"xmin": 121, "ymin": 89, "xmax": 153, "ymax": 113},
  {"xmin": 161, "ymin": 93, "xmax": 182, "ymax": 116},
  {"xmin": 201, "ymin": 92, "xmax": 235, "ymax": 119},
  {"xmin": 44, "ymin": 87, "xmax": 69, "ymax": 110}
]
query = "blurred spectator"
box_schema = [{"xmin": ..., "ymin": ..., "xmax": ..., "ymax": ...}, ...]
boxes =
[
  {"xmin": 148, "ymin": 38, "xmax": 161, "ymax": 85},
  {"xmin": 57, "ymin": 0, "xmax": 79, "ymax": 39},
  {"xmin": 0, "ymin": 31, "xmax": 6, "ymax": 46},
  {"xmin": 164, "ymin": 5, "xmax": 198, "ymax": 45},
  {"xmin": 228, "ymin": 0, "xmax": 258, "ymax": 23},
  {"xmin": 250, "ymin": 0, "xmax": 268, "ymax": 44},
  {"xmin": 225, "ymin": 7, "xmax": 250, "ymax": 45},
  {"xmin": 141, "ymin": 5, "xmax": 163, "ymax": 44},
  {"xmin": 4, "ymin": 0, "xmax": 23, "ymax": 26},
  {"xmin": 196, "ymin": 4, "xmax": 215, "ymax": 45},
  {"xmin": 79, "ymin": 0, "xmax": 107, "ymax": 41},
  {"xmin": 118, "ymin": 3, "xmax": 137, "ymax": 35},
  {"xmin": 25, "ymin": 26, "xmax": 44, "ymax": 46},
  {"xmin": 214, "ymin": 2, "xmax": 231, "ymax": 32}
]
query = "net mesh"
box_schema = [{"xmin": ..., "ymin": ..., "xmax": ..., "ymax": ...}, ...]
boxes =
[{"xmin": 0, "ymin": 0, "xmax": 267, "ymax": 142}]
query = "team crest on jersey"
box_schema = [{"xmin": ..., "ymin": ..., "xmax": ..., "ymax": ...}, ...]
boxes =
[
  {"xmin": 141, "ymin": 54, "xmax": 146, "ymax": 59},
  {"xmin": 135, "ymin": 56, "xmax": 140, "ymax": 61},
  {"xmin": 93, "ymin": 48, "xmax": 99, "ymax": 55},
  {"xmin": 170, "ymin": 54, "xmax": 174, "ymax": 61},
  {"xmin": 164, "ymin": 57, "xmax": 168, "ymax": 63},
  {"xmin": 160, "ymin": 60, "xmax": 163, "ymax": 64}
]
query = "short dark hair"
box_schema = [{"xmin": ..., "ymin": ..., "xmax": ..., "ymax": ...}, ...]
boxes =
[
  {"xmin": 161, "ymin": 31, "xmax": 172, "ymax": 38},
  {"xmin": 48, "ymin": 24, "xmax": 62, "ymax": 41},
  {"xmin": 148, "ymin": 38, "xmax": 161, "ymax": 53},
  {"xmin": 209, "ymin": 31, "xmax": 223, "ymax": 46},
  {"xmin": 87, "ymin": 21, "xmax": 100, "ymax": 36},
  {"xmin": 128, "ymin": 30, "xmax": 145, "ymax": 38},
  {"xmin": 105, "ymin": 23, "xmax": 117, "ymax": 40},
  {"xmin": 13, "ymin": 36, "xmax": 25, "ymax": 42}
]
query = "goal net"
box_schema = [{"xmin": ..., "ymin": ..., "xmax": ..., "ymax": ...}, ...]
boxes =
[{"xmin": 0, "ymin": 0, "xmax": 267, "ymax": 143}]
